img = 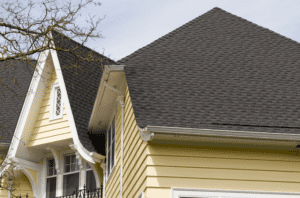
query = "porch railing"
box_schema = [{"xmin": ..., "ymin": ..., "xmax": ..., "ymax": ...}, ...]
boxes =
[
  {"xmin": 56, "ymin": 184, "xmax": 103, "ymax": 198},
  {"xmin": 16, "ymin": 194, "xmax": 28, "ymax": 198}
]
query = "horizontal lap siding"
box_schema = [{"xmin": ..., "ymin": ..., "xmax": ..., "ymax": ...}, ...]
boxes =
[
  {"xmin": 145, "ymin": 145, "xmax": 300, "ymax": 197},
  {"xmin": 106, "ymin": 86, "xmax": 148, "ymax": 198},
  {"xmin": 105, "ymin": 104, "xmax": 121, "ymax": 198},
  {"xmin": 27, "ymin": 69, "xmax": 72, "ymax": 147}
]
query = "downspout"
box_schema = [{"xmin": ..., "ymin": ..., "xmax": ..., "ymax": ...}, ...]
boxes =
[{"xmin": 118, "ymin": 96, "xmax": 125, "ymax": 198}]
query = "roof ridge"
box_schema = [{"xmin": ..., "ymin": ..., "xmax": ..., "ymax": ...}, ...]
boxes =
[
  {"xmin": 215, "ymin": 7, "xmax": 300, "ymax": 48},
  {"xmin": 118, "ymin": 7, "xmax": 220, "ymax": 63},
  {"xmin": 51, "ymin": 30, "xmax": 116, "ymax": 64},
  {"xmin": 118, "ymin": 7, "xmax": 300, "ymax": 63}
]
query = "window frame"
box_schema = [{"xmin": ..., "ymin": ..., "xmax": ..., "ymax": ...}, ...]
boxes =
[
  {"xmin": 46, "ymin": 158, "xmax": 57, "ymax": 198},
  {"xmin": 50, "ymin": 82, "xmax": 63, "ymax": 121},
  {"xmin": 62, "ymin": 154, "xmax": 80, "ymax": 196},
  {"xmin": 106, "ymin": 116, "xmax": 116, "ymax": 181},
  {"xmin": 171, "ymin": 188, "xmax": 300, "ymax": 198}
]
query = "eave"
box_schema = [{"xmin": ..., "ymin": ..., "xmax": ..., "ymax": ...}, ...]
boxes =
[{"xmin": 139, "ymin": 126, "xmax": 300, "ymax": 149}]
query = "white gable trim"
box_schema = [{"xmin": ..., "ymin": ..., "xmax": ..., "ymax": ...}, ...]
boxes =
[
  {"xmin": 50, "ymin": 49, "xmax": 104, "ymax": 164},
  {"xmin": 5, "ymin": 49, "xmax": 51, "ymax": 162}
]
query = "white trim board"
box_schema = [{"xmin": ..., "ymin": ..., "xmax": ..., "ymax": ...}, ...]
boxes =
[{"xmin": 171, "ymin": 188, "xmax": 300, "ymax": 198}]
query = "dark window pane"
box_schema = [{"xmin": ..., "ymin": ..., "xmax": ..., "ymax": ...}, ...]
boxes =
[
  {"xmin": 65, "ymin": 156, "xmax": 70, "ymax": 165},
  {"xmin": 46, "ymin": 177, "xmax": 56, "ymax": 198},
  {"xmin": 111, "ymin": 141, "xmax": 115, "ymax": 167},
  {"xmin": 86, "ymin": 162, "xmax": 91, "ymax": 169},
  {"xmin": 71, "ymin": 155, "xmax": 76, "ymax": 164},
  {"xmin": 71, "ymin": 164, "xmax": 77, "ymax": 172},
  {"xmin": 63, "ymin": 173, "xmax": 79, "ymax": 196},
  {"xmin": 48, "ymin": 159, "xmax": 56, "ymax": 176},
  {"xmin": 107, "ymin": 150, "xmax": 110, "ymax": 175},
  {"xmin": 108, "ymin": 127, "xmax": 111, "ymax": 147},
  {"xmin": 112, "ymin": 118, "xmax": 115, "ymax": 139},
  {"xmin": 86, "ymin": 170, "xmax": 96, "ymax": 190},
  {"xmin": 65, "ymin": 165, "xmax": 70, "ymax": 173}
]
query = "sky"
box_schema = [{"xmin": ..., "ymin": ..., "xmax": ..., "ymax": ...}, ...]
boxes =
[{"xmin": 81, "ymin": 0, "xmax": 300, "ymax": 61}]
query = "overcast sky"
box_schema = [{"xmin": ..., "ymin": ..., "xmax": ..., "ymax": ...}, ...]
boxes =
[{"xmin": 82, "ymin": 0, "xmax": 300, "ymax": 61}]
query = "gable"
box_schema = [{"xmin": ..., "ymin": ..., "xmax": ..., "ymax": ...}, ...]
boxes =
[{"xmin": 27, "ymin": 69, "xmax": 72, "ymax": 147}]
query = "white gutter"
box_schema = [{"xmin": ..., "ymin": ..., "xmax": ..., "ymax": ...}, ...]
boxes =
[{"xmin": 139, "ymin": 125, "xmax": 300, "ymax": 142}]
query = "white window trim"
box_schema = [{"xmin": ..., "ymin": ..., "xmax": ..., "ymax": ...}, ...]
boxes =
[
  {"xmin": 171, "ymin": 188, "xmax": 300, "ymax": 198},
  {"xmin": 106, "ymin": 116, "xmax": 116, "ymax": 182},
  {"xmin": 50, "ymin": 82, "xmax": 63, "ymax": 121},
  {"xmin": 43, "ymin": 151, "xmax": 99, "ymax": 197}
]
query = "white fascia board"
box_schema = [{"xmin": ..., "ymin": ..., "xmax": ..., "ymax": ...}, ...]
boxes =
[
  {"xmin": 6, "ymin": 49, "xmax": 50, "ymax": 163},
  {"xmin": 140, "ymin": 125, "xmax": 300, "ymax": 142},
  {"xmin": 88, "ymin": 65, "xmax": 125, "ymax": 131},
  {"xmin": 50, "ymin": 48, "xmax": 104, "ymax": 164}
]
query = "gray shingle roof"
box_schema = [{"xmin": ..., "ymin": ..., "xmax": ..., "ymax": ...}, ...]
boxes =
[
  {"xmin": 0, "ymin": 60, "xmax": 35, "ymax": 144},
  {"xmin": 52, "ymin": 31, "xmax": 115, "ymax": 152},
  {"xmin": 118, "ymin": 7, "xmax": 300, "ymax": 134}
]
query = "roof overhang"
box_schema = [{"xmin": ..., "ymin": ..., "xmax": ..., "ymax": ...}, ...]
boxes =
[
  {"xmin": 139, "ymin": 126, "xmax": 300, "ymax": 149},
  {"xmin": 89, "ymin": 65, "xmax": 126, "ymax": 133}
]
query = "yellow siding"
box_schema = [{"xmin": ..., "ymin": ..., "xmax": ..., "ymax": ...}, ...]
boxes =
[
  {"xmin": 0, "ymin": 178, "xmax": 8, "ymax": 198},
  {"xmin": 105, "ymin": 86, "xmax": 148, "ymax": 198},
  {"xmin": 13, "ymin": 172, "xmax": 33, "ymax": 197},
  {"xmin": 106, "ymin": 84, "xmax": 300, "ymax": 198},
  {"xmin": 0, "ymin": 173, "xmax": 33, "ymax": 198},
  {"xmin": 145, "ymin": 144, "xmax": 300, "ymax": 197},
  {"xmin": 27, "ymin": 69, "xmax": 72, "ymax": 147}
]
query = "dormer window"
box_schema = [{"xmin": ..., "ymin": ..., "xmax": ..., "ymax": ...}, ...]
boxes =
[{"xmin": 50, "ymin": 83, "xmax": 63, "ymax": 120}]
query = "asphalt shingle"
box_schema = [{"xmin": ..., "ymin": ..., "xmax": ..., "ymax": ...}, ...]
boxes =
[
  {"xmin": 52, "ymin": 31, "xmax": 115, "ymax": 152},
  {"xmin": 118, "ymin": 7, "xmax": 300, "ymax": 134},
  {"xmin": 0, "ymin": 60, "xmax": 35, "ymax": 144}
]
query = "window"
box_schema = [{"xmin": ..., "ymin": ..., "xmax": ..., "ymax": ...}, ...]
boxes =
[
  {"xmin": 106, "ymin": 116, "xmax": 116, "ymax": 179},
  {"xmin": 171, "ymin": 188, "xmax": 300, "ymax": 198},
  {"xmin": 46, "ymin": 159, "xmax": 57, "ymax": 198},
  {"xmin": 63, "ymin": 155, "xmax": 79, "ymax": 196},
  {"xmin": 85, "ymin": 163, "xmax": 96, "ymax": 190},
  {"xmin": 50, "ymin": 83, "xmax": 63, "ymax": 120}
]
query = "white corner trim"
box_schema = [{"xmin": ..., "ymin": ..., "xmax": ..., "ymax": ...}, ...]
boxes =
[
  {"xmin": 140, "ymin": 125, "xmax": 300, "ymax": 142},
  {"xmin": 9, "ymin": 157, "xmax": 42, "ymax": 171},
  {"xmin": 49, "ymin": 82, "xmax": 63, "ymax": 121},
  {"xmin": 6, "ymin": 49, "xmax": 51, "ymax": 162},
  {"xmin": 171, "ymin": 188, "xmax": 300, "ymax": 198},
  {"xmin": 45, "ymin": 147, "xmax": 61, "ymax": 174}
]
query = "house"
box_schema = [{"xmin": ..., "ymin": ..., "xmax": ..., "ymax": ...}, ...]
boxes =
[{"xmin": 1, "ymin": 7, "xmax": 300, "ymax": 198}]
